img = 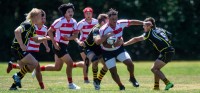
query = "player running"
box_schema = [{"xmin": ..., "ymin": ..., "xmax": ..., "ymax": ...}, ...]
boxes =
[
  {"xmin": 124, "ymin": 17, "xmax": 175, "ymax": 90},
  {"xmin": 73, "ymin": 7, "xmax": 98, "ymax": 83},
  {"xmin": 97, "ymin": 8, "xmax": 151, "ymax": 90},
  {"xmin": 39, "ymin": 3, "xmax": 80, "ymax": 89},
  {"xmin": 9, "ymin": 8, "xmax": 49, "ymax": 90},
  {"xmin": 7, "ymin": 9, "xmax": 50, "ymax": 89}
]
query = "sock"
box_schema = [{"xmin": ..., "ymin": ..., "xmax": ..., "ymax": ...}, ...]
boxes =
[
  {"xmin": 12, "ymin": 64, "xmax": 17, "ymax": 68},
  {"xmin": 73, "ymin": 63, "xmax": 77, "ymax": 67},
  {"xmin": 84, "ymin": 77, "xmax": 88, "ymax": 81},
  {"xmin": 68, "ymin": 77, "xmax": 73, "ymax": 83},
  {"xmin": 97, "ymin": 68, "xmax": 107, "ymax": 81},
  {"xmin": 154, "ymin": 82, "xmax": 159, "ymax": 89},
  {"xmin": 117, "ymin": 82, "xmax": 123, "ymax": 87},
  {"xmin": 17, "ymin": 65, "xmax": 29, "ymax": 79},
  {"xmin": 39, "ymin": 82, "xmax": 44, "ymax": 89},
  {"xmin": 92, "ymin": 68, "xmax": 98, "ymax": 80},
  {"xmin": 163, "ymin": 78, "xmax": 170, "ymax": 85},
  {"xmin": 40, "ymin": 66, "xmax": 45, "ymax": 71}
]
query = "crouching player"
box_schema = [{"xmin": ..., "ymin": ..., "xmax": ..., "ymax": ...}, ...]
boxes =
[
  {"xmin": 9, "ymin": 8, "xmax": 49, "ymax": 90},
  {"xmin": 124, "ymin": 17, "xmax": 175, "ymax": 90}
]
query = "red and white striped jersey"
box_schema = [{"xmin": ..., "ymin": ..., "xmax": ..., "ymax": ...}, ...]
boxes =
[
  {"xmin": 27, "ymin": 25, "xmax": 48, "ymax": 52},
  {"xmin": 77, "ymin": 18, "xmax": 98, "ymax": 41},
  {"xmin": 51, "ymin": 17, "xmax": 78, "ymax": 45},
  {"xmin": 99, "ymin": 19, "xmax": 130, "ymax": 51}
]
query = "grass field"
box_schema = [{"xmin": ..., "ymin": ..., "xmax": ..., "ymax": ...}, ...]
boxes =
[{"xmin": 0, "ymin": 61, "xmax": 200, "ymax": 93}]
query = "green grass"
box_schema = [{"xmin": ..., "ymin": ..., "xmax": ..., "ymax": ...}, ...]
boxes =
[{"xmin": 0, "ymin": 61, "xmax": 200, "ymax": 93}]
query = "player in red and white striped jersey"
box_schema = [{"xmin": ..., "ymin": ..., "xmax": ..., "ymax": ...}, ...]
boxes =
[
  {"xmin": 97, "ymin": 8, "xmax": 152, "ymax": 90},
  {"xmin": 39, "ymin": 3, "xmax": 80, "ymax": 89},
  {"xmin": 73, "ymin": 7, "xmax": 98, "ymax": 83},
  {"xmin": 7, "ymin": 9, "xmax": 50, "ymax": 89}
]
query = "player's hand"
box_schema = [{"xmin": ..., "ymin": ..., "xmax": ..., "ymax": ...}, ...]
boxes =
[
  {"xmin": 78, "ymin": 41, "xmax": 85, "ymax": 47},
  {"xmin": 20, "ymin": 44, "xmax": 27, "ymax": 51},
  {"xmin": 46, "ymin": 47, "xmax": 50, "ymax": 53},
  {"xmin": 45, "ymin": 36, "xmax": 51, "ymax": 40},
  {"xmin": 106, "ymin": 32, "xmax": 115, "ymax": 38},
  {"xmin": 53, "ymin": 42, "xmax": 60, "ymax": 50},
  {"xmin": 63, "ymin": 35, "xmax": 69, "ymax": 40}
]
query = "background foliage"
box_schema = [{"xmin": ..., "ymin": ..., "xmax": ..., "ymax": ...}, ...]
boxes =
[{"xmin": 0, "ymin": 0, "xmax": 199, "ymax": 61}]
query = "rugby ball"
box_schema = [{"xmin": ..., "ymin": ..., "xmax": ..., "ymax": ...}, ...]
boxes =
[{"xmin": 107, "ymin": 36, "xmax": 117, "ymax": 45}]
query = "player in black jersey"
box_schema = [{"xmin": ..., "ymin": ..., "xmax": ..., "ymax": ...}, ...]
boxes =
[
  {"xmin": 124, "ymin": 17, "xmax": 175, "ymax": 90},
  {"xmin": 9, "ymin": 8, "xmax": 48, "ymax": 90},
  {"xmin": 83, "ymin": 14, "xmax": 110, "ymax": 90}
]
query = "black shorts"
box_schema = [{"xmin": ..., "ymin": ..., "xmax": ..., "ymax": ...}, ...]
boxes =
[
  {"xmin": 10, "ymin": 47, "xmax": 28, "ymax": 62},
  {"xmin": 52, "ymin": 42, "xmax": 69, "ymax": 58},
  {"xmin": 85, "ymin": 45, "xmax": 102, "ymax": 57},
  {"xmin": 78, "ymin": 46, "xmax": 85, "ymax": 53},
  {"xmin": 158, "ymin": 47, "xmax": 175, "ymax": 63},
  {"xmin": 27, "ymin": 52, "xmax": 39, "ymax": 61}
]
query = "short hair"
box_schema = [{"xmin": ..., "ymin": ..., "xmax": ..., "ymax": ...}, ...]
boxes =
[
  {"xmin": 26, "ymin": 8, "xmax": 41, "ymax": 21},
  {"xmin": 144, "ymin": 17, "xmax": 156, "ymax": 29},
  {"xmin": 58, "ymin": 3, "xmax": 75, "ymax": 16},
  {"xmin": 107, "ymin": 8, "xmax": 118, "ymax": 17},
  {"xmin": 97, "ymin": 14, "xmax": 108, "ymax": 24}
]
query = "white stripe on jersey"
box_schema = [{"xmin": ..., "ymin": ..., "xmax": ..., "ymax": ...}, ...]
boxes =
[
  {"xmin": 51, "ymin": 17, "xmax": 78, "ymax": 45},
  {"xmin": 99, "ymin": 19, "xmax": 130, "ymax": 51},
  {"xmin": 77, "ymin": 18, "xmax": 98, "ymax": 41},
  {"xmin": 26, "ymin": 25, "xmax": 48, "ymax": 52}
]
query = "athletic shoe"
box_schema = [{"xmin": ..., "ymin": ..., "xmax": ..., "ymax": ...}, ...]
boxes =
[
  {"xmin": 119, "ymin": 85, "xmax": 125, "ymax": 90},
  {"xmin": 7, "ymin": 61, "xmax": 13, "ymax": 73},
  {"xmin": 129, "ymin": 78, "xmax": 139, "ymax": 87},
  {"xmin": 68, "ymin": 83, "xmax": 80, "ymax": 89},
  {"xmin": 12, "ymin": 73, "xmax": 21, "ymax": 88},
  {"xmin": 31, "ymin": 69, "xmax": 36, "ymax": 78},
  {"xmin": 165, "ymin": 82, "xmax": 174, "ymax": 90},
  {"xmin": 84, "ymin": 80, "xmax": 90, "ymax": 83},
  {"xmin": 93, "ymin": 79, "xmax": 100, "ymax": 90},
  {"xmin": 9, "ymin": 83, "xmax": 17, "ymax": 90}
]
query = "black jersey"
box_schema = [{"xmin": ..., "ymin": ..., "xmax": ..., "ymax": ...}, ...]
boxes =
[
  {"xmin": 84, "ymin": 24, "xmax": 100, "ymax": 47},
  {"xmin": 11, "ymin": 21, "xmax": 36, "ymax": 49},
  {"xmin": 143, "ymin": 27, "xmax": 173, "ymax": 52}
]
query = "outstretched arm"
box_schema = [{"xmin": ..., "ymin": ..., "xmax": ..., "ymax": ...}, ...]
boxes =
[
  {"xmin": 123, "ymin": 36, "xmax": 144, "ymax": 46},
  {"xmin": 129, "ymin": 20, "xmax": 152, "ymax": 26}
]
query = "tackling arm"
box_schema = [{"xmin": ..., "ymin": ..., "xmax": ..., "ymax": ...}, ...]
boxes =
[{"xmin": 123, "ymin": 36, "xmax": 144, "ymax": 46}]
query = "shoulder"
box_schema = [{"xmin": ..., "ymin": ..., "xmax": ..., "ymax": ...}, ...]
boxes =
[
  {"xmin": 100, "ymin": 23, "xmax": 109, "ymax": 31},
  {"xmin": 117, "ymin": 19, "xmax": 128, "ymax": 23},
  {"xmin": 71, "ymin": 18, "xmax": 77, "ymax": 23},
  {"xmin": 92, "ymin": 18, "xmax": 98, "ymax": 22}
]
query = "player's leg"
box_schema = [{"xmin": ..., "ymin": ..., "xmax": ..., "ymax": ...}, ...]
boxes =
[
  {"xmin": 87, "ymin": 51, "xmax": 99, "ymax": 81},
  {"xmin": 97, "ymin": 58, "xmax": 108, "ymax": 83},
  {"xmin": 10, "ymin": 53, "xmax": 38, "ymax": 89},
  {"xmin": 60, "ymin": 54, "xmax": 80, "ymax": 89},
  {"xmin": 152, "ymin": 51, "xmax": 175, "ymax": 90},
  {"xmin": 117, "ymin": 51, "xmax": 139, "ymax": 87},
  {"xmin": 105, "ymin": 58, "xmax": 125, "ymax": 90},
  {"xmin": 35, "ymin": 63, "xmax": 44, "ymax": 89},
  {"xmin": 40, "ymin": 54, "xmax": 64, "ymax": 71},
  {"xmin": 7, "ymin": 61, "xmax": 20, "ymax": 73}
]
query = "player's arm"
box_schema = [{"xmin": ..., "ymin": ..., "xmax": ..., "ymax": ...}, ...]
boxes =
[
  {"xmin": 14, "ymin": 26, "xmax": 27, "ymax": 51},
  {"xmin": 129, "ymin": 20, "xmax": 152, "ymax": 26},
  {"xmin": 95, "ymin": 32, "xmax": 114, "ymax": 45},
  {"xmin": 123, "ymin": 35, "xmax": 144, "ymax": 46},
  {"xmin": 114, "ymin": 37, "xmax": 123, "ymax": 47},
  {"xmin": 42, "ymin": 40, "xmax": 50, "ymax": 52},
  {"xmin": 32, "ymin": 36, "xmax": 50, "ymax": 43}
]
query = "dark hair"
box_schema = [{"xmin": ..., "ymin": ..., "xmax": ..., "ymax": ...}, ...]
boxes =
[
  {"xmin": 40, "ymin": 9, "xmax": 45, "ymax": 17},
  {"xmin": 58, "ymin": 3, "xmax": 75, "ymax": 16},
  {"xmin": 144, "ymin": 17, "xmax": 156, "ymax": 29},
  {"xmin": 107, "ymin": 8, "xmax": 118, "ymax": 17},
  {"xmin": 97, "ymin": 14, "xmax": 108, "ymax": 24}
]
